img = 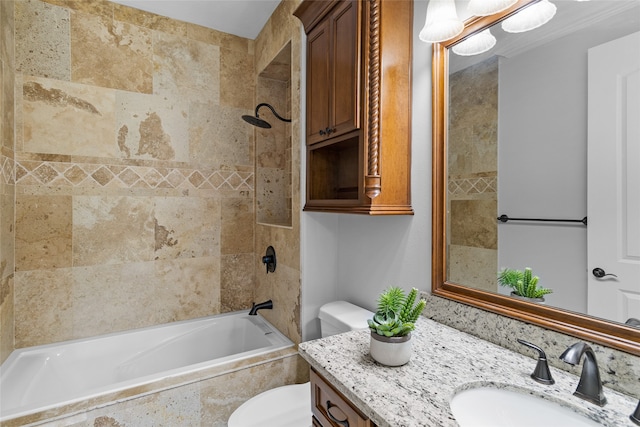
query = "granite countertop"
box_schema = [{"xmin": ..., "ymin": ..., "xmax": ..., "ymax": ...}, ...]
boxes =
[{"xmin": 298, "ymin": 317, "xmax": 638, "ymax": 427}]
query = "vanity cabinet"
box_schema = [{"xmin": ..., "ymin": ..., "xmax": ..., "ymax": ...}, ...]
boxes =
[
  {"xmin": 294, "ymin": 0, "xmax": 414, "ymax": 215},
  {"xmin": 310, "ymin": 368, "xmax": 377, "ymax": 427}
]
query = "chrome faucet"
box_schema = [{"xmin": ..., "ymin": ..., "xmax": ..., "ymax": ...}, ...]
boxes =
[{"xmin": 559, "ymin": 342, "xmax": 607, "ymax": 406}]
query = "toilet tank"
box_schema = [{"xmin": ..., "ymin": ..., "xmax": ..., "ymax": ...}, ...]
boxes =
[{"xmin": 319, "ymin": 301, "xmax": 373, "ymax": 338}]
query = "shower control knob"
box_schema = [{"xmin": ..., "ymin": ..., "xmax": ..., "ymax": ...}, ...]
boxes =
[
  {"xmin": 262, "ymin": 246, "xmax": 276, "ymax": 274},
  {"xmin": 592, "ymin": 268, "xmax": 617, "ymax": 278}
]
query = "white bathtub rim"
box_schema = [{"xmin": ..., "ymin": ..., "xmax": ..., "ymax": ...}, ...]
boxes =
[
  {"xmin": 3, "ymin": 346, "xmax": 298, "ymax": 425},
  {"xmin": 0, "ymin": 311, "xmax": 295, "ymax": 423}
]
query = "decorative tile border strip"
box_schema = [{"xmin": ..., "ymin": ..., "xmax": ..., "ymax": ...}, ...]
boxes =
[
  {"xmin": 1, "ymin": 155, "xmax": 15, "ymax": 185},
  {"xmin": 448, "ymin": 176, "xmax": 497, "ymax": 196},
  {"xmin": 2, "ymin": 157, "xmax": 253, "ymax": 191}
]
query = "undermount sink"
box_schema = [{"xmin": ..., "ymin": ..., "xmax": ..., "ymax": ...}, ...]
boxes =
[{"xmin": 450, "ymin": 385, "xmax": 601, "ymax": 427}]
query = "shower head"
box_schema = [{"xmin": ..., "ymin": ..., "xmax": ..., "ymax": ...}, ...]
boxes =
[
  {"xmin": 242, "ymin": 103, "xmax": 291, "ymax": 129},
  {"xmin": 241, "ymin": 114, "xmax": 272, "ymax": 128}
]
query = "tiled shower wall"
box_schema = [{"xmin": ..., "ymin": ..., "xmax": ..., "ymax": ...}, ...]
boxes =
[
  {"xmin": 1, "ymin": 0, "xmax": 17, "ymax": 365},
  {"xmin": 0, "ymin": 0, "xmax": 306, "ymax": 361},
  {"xmin": 253, "ymin": 1, "xmax": 302, "ymax": 344},
  {"xmin": 447, "ymin": 56, "xmax": 498, "ymax": 293}
]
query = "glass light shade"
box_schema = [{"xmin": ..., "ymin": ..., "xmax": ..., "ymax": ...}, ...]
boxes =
[
  {"xmin": 419, "ymin": 0, "xmax": 464, "ymax": 43},
  {"xmin": 502, "ymin": 0, "xmax": 557, "ymax": 33},
  {"xmin": 468, "ymin": 0, "xmax": 518, "ymax": 16},
  {"xmin": 452, "ymin": 29, "xmax": 497, "ymax": 56}
]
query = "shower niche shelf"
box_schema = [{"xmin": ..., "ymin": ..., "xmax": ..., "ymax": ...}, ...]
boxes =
[{"xmin": 294, "ymin": 0, "xmax": 413, "ymax": 215}]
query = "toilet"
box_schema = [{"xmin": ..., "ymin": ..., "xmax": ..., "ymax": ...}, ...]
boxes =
[{"xmin": 228, "ymin": 301, "xmax": 373, "ymax": 427}]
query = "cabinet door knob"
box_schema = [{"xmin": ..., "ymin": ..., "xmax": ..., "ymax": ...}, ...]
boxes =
[{"xmin": 326, "ymin": 400, "xmax": 349, "ymax": 427}]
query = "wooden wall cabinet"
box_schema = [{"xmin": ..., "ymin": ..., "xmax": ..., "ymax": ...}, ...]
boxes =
[
  {"xmin": 294, "ymin": 0, "xmax": 414, "ymax": 215},
  {"xmin": 310, "ymin": 368, "xmax": 377, "ymax": 427},
  {"xmin": 305, "ymin": 0, "xmax": 360, "ymax": 146}
]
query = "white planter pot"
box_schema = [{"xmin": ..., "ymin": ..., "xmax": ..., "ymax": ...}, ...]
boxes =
[
  {"xmin": 510, "ymin": 291, "xmax": 545, "ymax": 304},
  {"xmin": 369, "ymin": 331, "xmax": 412, "ymax": 366}
]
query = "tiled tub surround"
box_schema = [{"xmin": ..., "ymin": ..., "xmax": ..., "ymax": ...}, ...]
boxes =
[
  {"xmin": 1, "ymin": 0, "xmax": 307, "ymax": 425},
  {"xmin": 4, "ymin": 346, "xmax": 306, "ymax": 427},
  {"xmin": 1, "ymin": 320, "xmax": 308, "ymax": 427},
  {"xmin": 5, "ymin": 0, "xmax": 259, "ymax": 352},
  {"xmin": 3, "ymin": 0, "xmax": 306, "ymax": 359},
  {"xmin": 0, "ymin": 312, "xmax": 293, "ymax": 424},
  {"xmin": 298, "ymin": 317, "xmax": 638, "ymax": 427}
]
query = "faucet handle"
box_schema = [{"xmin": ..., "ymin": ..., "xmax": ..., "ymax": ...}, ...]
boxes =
[
  {"xmin": 262, "ymin": 246, "xmax": 276, "ymax": 274},
  {"xmin": 517, "ymin": 339, "xmax": 555, "ymax": 385},
  {"xmin": 630, "ymin": 400, "xmax": 640, "ymax": 426}
]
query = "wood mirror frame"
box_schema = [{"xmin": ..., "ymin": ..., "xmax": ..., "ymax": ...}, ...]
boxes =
[{"xmin": 430, "ymin": 0, "xmax": 640, "ymax": 356}]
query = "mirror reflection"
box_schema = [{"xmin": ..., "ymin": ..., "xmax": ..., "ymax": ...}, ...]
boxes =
[{"xmin": 446, "ymin": 0, "xmax": 640, "ymax": 326}]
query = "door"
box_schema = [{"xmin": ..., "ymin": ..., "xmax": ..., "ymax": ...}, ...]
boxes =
[{"xmin": 587, "ymin": 32, "xmax": 640, "ymax": 323}]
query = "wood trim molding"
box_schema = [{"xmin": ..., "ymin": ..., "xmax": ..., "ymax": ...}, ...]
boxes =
[
  {"xmin": 293, "ymin": 0, "xmax": 340, "ymax": 33},
  {"xmin": 365, "ymin": 0, "xmax": 381, "ymax": 199},
  {"xmin": 431, "ymin": 0, "xmax": 640, "ymax": 356}
]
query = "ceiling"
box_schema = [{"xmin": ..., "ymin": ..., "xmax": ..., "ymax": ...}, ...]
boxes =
[
  {"xmin": 450, "ymin": 0, "xmax": 640, "ymax": 73},
  {"xmin": 110, "ymin": 0, "xmax": 282, "ymax": 39}
]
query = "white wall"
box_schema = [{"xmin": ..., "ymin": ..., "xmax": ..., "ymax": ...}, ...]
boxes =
[{"xmin": 301, "ymin": 0, "xmax": 433, "ymax": 341}]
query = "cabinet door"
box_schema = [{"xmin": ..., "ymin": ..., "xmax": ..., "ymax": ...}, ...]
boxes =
[
  {"xmin": 307, "ymin": 19, "xmax": 331, "ymax": 145},
  {"xmin": 310, "ymin": 369, "xmax": 375, "ymax": 427},
  {"xmin": 306, "ymin": 0, "xmax": 359, "ymax": 146},
  {"xmin": 330, "ymin": 0, "xmax": 359, "ymax": 139}
]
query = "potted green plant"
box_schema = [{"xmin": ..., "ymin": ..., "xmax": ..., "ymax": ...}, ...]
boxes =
[
  {"xmin": 498, "ymin": 267, "xmax": 552, "ymax": 303},
  {"xmin": 368, "ymin": 286, "xmax": 426, "ymax": 366}
]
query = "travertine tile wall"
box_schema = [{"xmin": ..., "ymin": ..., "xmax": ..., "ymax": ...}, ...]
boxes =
[
  {"xmin": 0, "ymin": 0, "xmax": 304, "ymax": 356},
  {"xmin": 256, "ymin": 43, "xmax": 292, "ymax": 227},
  {"xmin": 254, "ymin": 0, "xmax": 302, "ymax": 344},
  {"xmin": 448, "ymin": 56, "xmax": 498, "ymax": 293},
  {"xmin": 0, "ymin": 0, "xmax": 17, "ymax": 365}
]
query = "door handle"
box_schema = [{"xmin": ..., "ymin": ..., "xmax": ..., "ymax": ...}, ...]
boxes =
[{"xmin": 592, "ymin": 268, "xmax": 617, "ymax": 278}]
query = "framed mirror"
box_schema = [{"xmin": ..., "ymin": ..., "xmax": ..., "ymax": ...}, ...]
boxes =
[{"xmin": 431, "ymin": 0, "xmax": 640, "ymax": 355}]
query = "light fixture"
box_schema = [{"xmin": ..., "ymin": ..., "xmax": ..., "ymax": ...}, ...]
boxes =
[
  {"xmin": 468, "ymin": 0, "xmax": 518, "ymax": 16},
  {"xmin": 419, "ymin": 0, "xmax": 464, "ymax": 43},
  {"xmin": 452, "ymin": 29, "xmax": 497, "ymax": 56},
  {"xmin": 502, "ymin": 0, "xmax": 557, "ymax": 33}
]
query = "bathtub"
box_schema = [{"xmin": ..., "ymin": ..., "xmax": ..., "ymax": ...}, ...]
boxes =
[{"xmin": 0, "ymin": 311, "xmax": 294, "ymax": 424}]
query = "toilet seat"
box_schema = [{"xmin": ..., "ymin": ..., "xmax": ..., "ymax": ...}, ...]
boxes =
[{"xmin": 228, "ymin": 382, "xmax": 311, "ymax": 427}]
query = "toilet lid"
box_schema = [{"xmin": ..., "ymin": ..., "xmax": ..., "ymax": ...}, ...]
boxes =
[{"xmin": 228, "ymin": 382, "xmax": 311, "ymax": 427}]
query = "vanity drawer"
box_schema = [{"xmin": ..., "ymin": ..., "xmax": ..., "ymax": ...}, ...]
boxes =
[{"xmin": 310, "ymin": 368, "xmax": 377, "ymax": 427}]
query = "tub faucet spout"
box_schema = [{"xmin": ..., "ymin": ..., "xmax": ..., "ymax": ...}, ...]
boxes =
[
  {"xmin": 560, "ymin": 342, "xmax": 607, "ymax": 406},
  {"xmin": 249, "ymin": 300, "xmax": 273, "ymax": 315}
]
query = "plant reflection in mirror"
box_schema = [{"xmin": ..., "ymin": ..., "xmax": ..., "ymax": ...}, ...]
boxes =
[{"xmin": 498, "ymin": 267, "xmax": 553, "ymax": 299}]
